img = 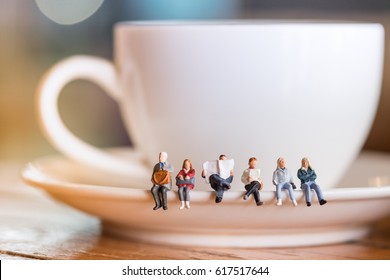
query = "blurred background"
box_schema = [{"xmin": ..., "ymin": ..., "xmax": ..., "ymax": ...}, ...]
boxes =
[{"xmin": 1, "ymin": 0, "xmax": 390, "ymax": 163}]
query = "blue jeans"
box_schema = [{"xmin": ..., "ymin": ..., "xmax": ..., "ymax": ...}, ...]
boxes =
[
  {"xmin": 301, "ymin": 181, "xmax": 324, "ymax": 203},
  {"xmin": 178, "ymin": 186, "xmax": 190, "ymax": 201},
  {"xmin": 276, "ymin": 182, "xmax": 295, "ymax": 200},
  {"xmin": 209, "ymin": 174, "xmax": 233, "ymax": 199}
]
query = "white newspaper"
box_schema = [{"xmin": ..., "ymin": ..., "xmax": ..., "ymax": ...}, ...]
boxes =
[
  {"xmin": 203, "ymin": 159, "xmax": 235, "ymax": 184},
  {"xmin": 249, "ymin": 169, "xmax": 261, "ymax": 181}
]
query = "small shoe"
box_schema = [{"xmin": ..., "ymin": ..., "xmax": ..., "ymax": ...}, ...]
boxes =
[
  {"xmin": 215, "ymin": 196, "xmax": 222, "ymax": 203},
  {"xmin": 179, "ymin": 205, "xmax": 185, "ymax": 210},
  {"xmin": 163, "ymin": 205, "xmax": 168, "ymax": 210},
  {"xmin": 224, "ymin": 183, "xmax": 231, "ymax": 190},
  {"xmin": 256, "ymin": 201, "xmax": 263, "ymax": 206},
  {"xmin": 320, "ymin": 199, "xmax": 327, "ymax": 205},
  {"xmin": 185, "ymin": 201, "xmax": 190, "ymax": 209},
  {"xmin": 276, "ymin": 199, "xmax": 282, "ymax": 206},
  {"xmin": 306, "ymin": 202, "xmax": 311, "ymax": 207},
  {"xmin": 153, "ymin": 205, "xmax": 161, "ymax": 211},
  {"xmin": 292, "ymin": 200, "xmax": 298, "ymax": 207},
  {"xmin": 243, "ymin": 194, "xmax": 248, "ymax": 200}
]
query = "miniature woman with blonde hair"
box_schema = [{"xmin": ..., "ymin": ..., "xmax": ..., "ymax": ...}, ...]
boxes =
[
  {"xmin": 297, "ymin": 157, "xmax": 327, "ymax": 207},
  {"xmin": 272, "ymin": 157, "xmax": 298, "ymax": 206}
]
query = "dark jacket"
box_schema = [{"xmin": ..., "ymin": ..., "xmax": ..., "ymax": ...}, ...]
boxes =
[{"xmin": 297, "ymin": 167, "xmax": 317, "ymax": 185}]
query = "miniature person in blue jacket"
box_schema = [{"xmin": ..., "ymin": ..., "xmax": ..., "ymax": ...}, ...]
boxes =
[
  {"xmin": 297, "ymin": 157, "xmax": 327, "ymax": 207},
  {"xmin": 272, "ymin": 157, "xmax": 298, "ymax": 206}
]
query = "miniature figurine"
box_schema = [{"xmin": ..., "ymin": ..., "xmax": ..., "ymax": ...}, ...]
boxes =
[
  {"xmin": 241, "ymin": 157, "xmax": 263, "ymax": 206},
  {"xmin": 272, "ymin": 157, "xmax": 298, "ymax": 206},
  {"xmin": 151, "ymin": 152, "xmax": 174, "ymax": 210},
  {"xmin": 297, "ymin": 157, "xmax": 327, "ymax": 207},
  {"xmin": 202, "ymin": 154, "xmax": 234, "ymax": 203},
  {"xmin": 175, "ymin": 159, "xmax": 195, "ymax": 209}
]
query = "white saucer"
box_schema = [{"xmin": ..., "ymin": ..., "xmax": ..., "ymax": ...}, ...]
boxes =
[{"xmin": 21, "ymin": 149, "xmax": 390, "ymax": 248}]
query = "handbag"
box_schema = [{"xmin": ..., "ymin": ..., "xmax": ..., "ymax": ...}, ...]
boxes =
[{"xmin": 152, "ymin": 167, "xmax": 170, "ymax": 185}]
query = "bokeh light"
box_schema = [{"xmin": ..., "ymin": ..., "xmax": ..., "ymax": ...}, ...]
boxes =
[{"xmin": 35, "ymin": 0, "xmax": 104, "ymax": 25}]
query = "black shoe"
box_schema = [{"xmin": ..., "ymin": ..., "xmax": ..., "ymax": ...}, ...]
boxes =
[
  {"xmin": 306, "ymin": 202, "xmax": 311, "ymax": 207},
  {"xmin": 163, "ymin": 205, "xmax": 168, "ymax": 210},
  {"xmin": 153, "ymin": 205, "xmax": 161, "ymax": 210},
  {"xmin": 215, "ymin": 196, "xmax": 222, "ymax": 203},
  {"xmin": 256, "ymin": 201, "xmax": 263, "ymax": 206},
  {"xmin": 243, "ymin": 194, "xmax": 248, "ymax": 200},
  {"xmin": 320, "ymin": 199, "xmax": 327, "ymax": 205}
]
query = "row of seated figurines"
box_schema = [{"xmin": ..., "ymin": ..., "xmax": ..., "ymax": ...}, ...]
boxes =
[{"xmin": 151, "ymin": 152, "xmax": 328, "ymax": 210}]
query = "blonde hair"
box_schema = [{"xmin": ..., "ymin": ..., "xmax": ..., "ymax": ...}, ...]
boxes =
[
  {"xmin": 301, "ymin": 157, "xmax": 312, "ymax": 169},
  {"xmin": 276, "ymin": 157, "xmax": 284, "ymax": 168}
]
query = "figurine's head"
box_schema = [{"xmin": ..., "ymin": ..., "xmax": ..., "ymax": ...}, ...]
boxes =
[
  {"xmin": 159, "ymin": 152, "xmax": 168, "ymax": 163},
  {"xmin": 182, "ymin": 159, "xmax": 193, "ymax": 170},
  {"xmin": 301, "ymin": 157, "xmax": 311, "ymax": 169},
  {"xmin": 248, "ymin": 157, "xmax": 257, "ymax": 168},
  {"xmin": 219, "ymin": 154, "xmax": 227, "ymax": 160},
  {"xmin": 277, "ymin": 157, "xmax": 285, "ymax": 169}
]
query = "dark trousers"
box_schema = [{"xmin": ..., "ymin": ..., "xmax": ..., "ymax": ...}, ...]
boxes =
[
  {"xmin": 151, "ymin": 185, "xmax": 169, "ymax": 207},
  {"xmin": 245, "ymin": 181, "xmax": 261, "ymax": 203},
  {"xmin": 209, "ymin": 174, "xmax": 233, "ymax": 199}
]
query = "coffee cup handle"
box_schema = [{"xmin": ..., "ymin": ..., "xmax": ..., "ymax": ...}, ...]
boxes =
[{"xmin": 37, "ymin": 55, "xmax": 149, "ymax": 178}]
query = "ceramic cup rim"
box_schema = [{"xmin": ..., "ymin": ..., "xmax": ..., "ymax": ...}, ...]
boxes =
[{"xmin": 115, "ymin": 19, "xmax": 382, "ymax": 28}]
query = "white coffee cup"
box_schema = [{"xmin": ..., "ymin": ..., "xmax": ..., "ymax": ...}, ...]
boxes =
[{"xmin": 37, "ymin": 20, "xmax": 384, "ymax": 189}]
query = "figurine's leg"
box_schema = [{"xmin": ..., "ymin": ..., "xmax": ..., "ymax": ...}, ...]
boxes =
[
  {"xmin": 243, "ymin": 184, "xmax": 251, "ymax": 200},
  {"xmin": 312, "ymin": 183, "xmax": 327, "ymax": 205},
  {"xmin": 253, "ymin": 188, "xmax": 263, "ymax": 206},
  {"xmin": 245, "ymin": 181, "xmax": 259, "ymax": 199},
  {"xmin": 223, "ymin": 176, "xmax": 233, "ymax": 189},
  {"xmin": 276, "ymin": 183, "xmax": 283, "ymax": 205},
  {"xmin": 161, "ymin": 187, "xmax": 169, "ymax": 210},
  {"xmin": 151, "ymin": 185, "xmax": 162, "ymax": 210},
  {"xmin": 285, "ymin": 183, "xmax": 298, "ymax": 206},
  {"xmin": 178, "ymin": 187, "xmax": 185, "ymax": 209},
  {"xmin": 184, "ymin": 186, "xmax": 190, "ymax": 202},
  {"xmin": 178, "ymin": 187, "xmax": 184, "ymax": 201},
  {"xmin": 184, "ymin": 187, "xmax": 190, "ymax": 209},
  {"xmin": 302, "ymin": 183, "xmax": 311, "ymax": 206},
  {"xmin": 210, "ymin": 176, "xmax": 224, "ymax": 203},
  {"xmin": 216, "ymin": 187, "xmax": 224, "ymax": 202}
]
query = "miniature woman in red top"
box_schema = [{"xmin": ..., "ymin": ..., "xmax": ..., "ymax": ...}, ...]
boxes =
[{"xmin": 175, "ymin": 159, "xmax": 195, "ymax": 209}]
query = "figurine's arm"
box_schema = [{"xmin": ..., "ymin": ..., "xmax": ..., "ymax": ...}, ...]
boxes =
[
  {"xmin": 297, "ymin": 169, "xmax": 310, "ymax": 182},
  {"xmin": 176, "ymin": 177, "xmax": 195, "ymax": 185},
  {"xmin": 225, "ymin": 176, "xmax": 233, "ymax": 183},
  {"xmin": 308, "ymin": 169, "xmax": 317, "ymax": 181},
  {"xmin": 164, "ymin": 161, "xmax": 174, "ymax": 173},
  {"xmin": 186, "ymin": 169, "xmax": 196, "ymax": 179},
  {"xmin": 241, "ymin": 170, "xmax": 249, "ymax": 184},
  {"xmin": 151, "ymin": 164, "xmax": 158, "ymax": 181},
  {"xmin": 272, "ymin": 171, "xmax": 278, "ymax": 186}
]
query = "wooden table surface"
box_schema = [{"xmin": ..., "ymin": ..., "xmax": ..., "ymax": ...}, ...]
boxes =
[{"xmin": 1, "ymin": 160, "xmax": 390, "ymax": 260}]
